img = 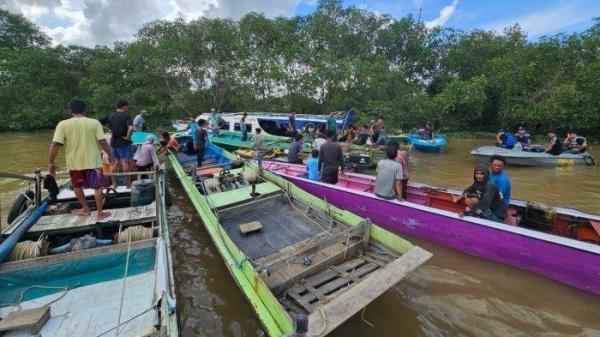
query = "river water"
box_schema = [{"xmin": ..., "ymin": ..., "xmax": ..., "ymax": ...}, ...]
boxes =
[{"xmin": 1, "ymin": 131, "xmax": 599, "ymax": 337}]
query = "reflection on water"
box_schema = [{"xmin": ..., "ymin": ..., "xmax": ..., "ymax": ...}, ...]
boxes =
[{"xmin": 1, "ymin": 132, "xmax": 600, "ymax": 337}]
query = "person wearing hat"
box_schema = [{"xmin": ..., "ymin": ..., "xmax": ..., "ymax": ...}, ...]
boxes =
[
  {"xmin": 461, "ymin": 163, "xmax": 507, "ymax": 222},
  {"xmin": 133, "ymin": 109, "xmax": 148, "ymax": 132},
  {"xmin": 515, "ymin": 126, "xmax": 531, "ymax": 150},
  {"xmin": 135, "ymin": 135, "xmax": 160, "ymax": 173}
]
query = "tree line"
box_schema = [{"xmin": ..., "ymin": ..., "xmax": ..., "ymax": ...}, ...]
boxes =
[{"xmin": 1, "ymin": 1, "xmax": 599, "ymax": 136}]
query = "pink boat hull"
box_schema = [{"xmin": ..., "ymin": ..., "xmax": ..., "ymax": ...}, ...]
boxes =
[{"xmin": 263, "ymin": 161, "xmax": 600, "ymax": 294}]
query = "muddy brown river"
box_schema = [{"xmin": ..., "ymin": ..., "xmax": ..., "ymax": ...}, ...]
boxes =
[{"xmin": 1, "ymin": 131, "xmax": 599, "ymax": 337}]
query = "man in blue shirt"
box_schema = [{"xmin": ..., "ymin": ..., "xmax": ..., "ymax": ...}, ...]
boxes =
[
  {"xmin": 306, "ymin": 149, "xmax": 320, "ymax": 181},
  {"xmin": 489, "ymin": 155, "xmax": 511, "ymax": 206}
]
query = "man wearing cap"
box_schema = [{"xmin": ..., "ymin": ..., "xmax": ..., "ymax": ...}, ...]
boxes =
[
  {"xmin": 515, "ymin": 127, "xmax": 531, "ymax": 150},
  {"xmin": 135, "ymin": 135, "xmax": 160, "ymax": 172},
  {"xmin": 133, "ymin": 109, "xmax": 148, "ymax": 132}
]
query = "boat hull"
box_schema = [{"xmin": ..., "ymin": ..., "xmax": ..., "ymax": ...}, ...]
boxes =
[
  {"xmin": 471, "ymin": 146, "xmax": 593, "ymax": 166},
  {"xmin": 407, "ymin": 135, "xmax": 447, "ymax": 152},
  {"xmin": 270, "ymin": 169, "xmax": 600, "ymax": 294}
]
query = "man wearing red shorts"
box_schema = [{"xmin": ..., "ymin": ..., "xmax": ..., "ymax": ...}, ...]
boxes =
[{"xmin": 48, "ymin": 100, "xmax": 113, "ymax": 219}]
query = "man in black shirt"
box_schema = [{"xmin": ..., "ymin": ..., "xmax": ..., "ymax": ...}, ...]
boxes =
[
  {"xmin": 107, "ymin": 99, "xmax": 134, "ymax": 187},
  {"xmin": 318, "ymin": 129, "xmax": 344, "ymax": 184},
  {"xmin": 195, "ymin": 119, "xmax": 208, "ymax": 167},
  {"xmin": 545, "ymin": 131, "xmax": 563, "ymax": 155}
]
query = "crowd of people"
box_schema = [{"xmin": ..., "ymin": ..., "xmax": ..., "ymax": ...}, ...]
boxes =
[{"xmin": 496, "ymin": 127, "xmax": 588, "ymax": 154}]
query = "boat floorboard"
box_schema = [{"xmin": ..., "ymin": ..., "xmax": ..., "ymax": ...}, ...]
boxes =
[
  {"xmin": 6, "ymin": 202, "xmax": 156, "ymax": 236},
  {"xmin": 0, "ymin": 272, "xmax": 156, "ymax": 337},
  {"xmin": 218, "ymin": 196, "xmax": 323, "ymax": 261}
]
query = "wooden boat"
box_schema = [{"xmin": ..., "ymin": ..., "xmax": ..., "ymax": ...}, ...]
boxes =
[
  {"xmin": 406, "ymin": 132, "xmax": 447, "ymax": 152},
  {"xmin": 0, "ymin": 170, "xmax": 178, "ymax": 336},
  {"xmin": 168, "ymin": 148, "xmax": 431, "ymax": 336},
  {"xmin": 262, "ymin": 161, "xmax": 600, "ymax": 295},
  {"xmin": 471, "ymin": 145, "xmax": 597, "ymax": 167}
]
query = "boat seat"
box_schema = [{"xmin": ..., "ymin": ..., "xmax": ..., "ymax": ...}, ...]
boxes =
[
  {"xmin": 57, "ymin": 186, "xmax": 131, "ymax": 201},
  {"xmin": 5, "ymin": 202, "xmax": 156, "ymax": 236}
]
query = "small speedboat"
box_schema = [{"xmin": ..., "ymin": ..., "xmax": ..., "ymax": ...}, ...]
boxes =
[
  {"xmin": 407, "ymin": 133, "xmax": 447, "ymax": 152},
  {"xmin": 471, "ymin": 146, "xmax": 597, "ymax": 167}
]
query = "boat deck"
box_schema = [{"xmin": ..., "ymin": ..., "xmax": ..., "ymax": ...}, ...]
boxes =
[
  {"xmin": 0, "ymin": 271, "xmax": 156, "ymax": 337},
  {"xmin": 218, "ymin": 194, "xmax": 323, "ymax": 260}
]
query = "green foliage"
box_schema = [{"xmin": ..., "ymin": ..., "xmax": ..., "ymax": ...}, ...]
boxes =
[{"xmin": 0, "ymin": 9, "xmax": 599, "ymax": 137}]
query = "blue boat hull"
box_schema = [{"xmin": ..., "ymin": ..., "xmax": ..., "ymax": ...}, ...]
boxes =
[{"xmin": 407, "ymin": 135, "xmax": 447, "ymax": 152}]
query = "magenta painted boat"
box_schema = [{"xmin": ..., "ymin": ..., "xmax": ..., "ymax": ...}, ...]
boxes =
[{"xmin": 261, "ymin": 160, "xmax": 600, "ymax": 294}]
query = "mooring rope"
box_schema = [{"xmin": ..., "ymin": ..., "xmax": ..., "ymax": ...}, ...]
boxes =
[{"xmin": 117, "ymin": 225, "xmax": 153, "ymax": 244}]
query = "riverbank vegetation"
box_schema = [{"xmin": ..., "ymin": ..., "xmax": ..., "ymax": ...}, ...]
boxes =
[{"xmin": 1, "ymin": 1, "xmax": 599, "ymax": 136}]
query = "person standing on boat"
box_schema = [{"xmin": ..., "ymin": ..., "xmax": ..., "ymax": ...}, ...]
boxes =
[
  {"xmin": 195, "ymin": 119, "xmax": 209, "ymax": 167},
  {"xmin": 395, "ymin": 146, "xmax": 409, "ymax": 200},
  {"xmin": 186, "ymin": 116, "xmax": 199, "ymax": 146},
  {"xmin": 289, "ymin": 110, "xmax": 298, "ymax": 136},
  {"xmin": 545, "ymin": 131, "xmax": 563, "ymax": 155},
  {"xmin": 489, "ymin": 155, "xmax": 511, "ymax": 206},
  {"xmin": 48, "ymin": 99, "xmax": 112, "ymax": 219},
  {"xmin": 462, "ymin": 164, "xmax": 507, "ymax": 222},
  {"xmin": 288, "ymin": 133, "xmax": 304, "ymax": 164},
  {"xmin": 326, "ymin": 111, "xmax": 338, "ymax": 140},
  {"xmin": 374, "ymin": 141, "xmax": 404, "ymax": 201},
  {"xmin": 240, "ymin": 112, "xmax": 248, "ymax": 141},
  {"xmin": 136, "ymin": 135, "xmax": 160, "ymax": 173},
  {"xmin": 107, "ymin": 99, "xmax": 134, "ymax": 188},
  {"xmin": 318, "ymin": 129, "xmax": 344, "ymax": 184},
  {"xmin": 133, "ymin": 109, "xmax": 147, "ymax": 132},
  {"xmin": 209, "ymin": 108, "xmax": 222, "ymax": 137}
]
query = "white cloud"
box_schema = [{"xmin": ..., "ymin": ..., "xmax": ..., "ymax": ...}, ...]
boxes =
[
  {"xmin": 1, "ymin": 0, "xmax": 300, "ymax": 47},
  {"xmin": 425, "ymin": 0, "xmax": 458, "ymax": 28},
  {"xmin": 486, "ymin": 2, "xmax": 595, "ymax": 36}
]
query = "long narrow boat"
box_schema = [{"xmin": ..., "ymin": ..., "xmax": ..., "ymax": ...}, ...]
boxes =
[
  {"xmin": 471, "ymin": 145, "xmax": 597, "ymax": 167},
  {"xmin": 0, "ymin": 169, "xmax": 178, "ymax": 336},
  {"xmin": 262, "ymin": 161, "xmax": 600, "ymax": 295},
  {"xmin": 168, "ymin": 146, "xmax": 431, "ymax": 336}
]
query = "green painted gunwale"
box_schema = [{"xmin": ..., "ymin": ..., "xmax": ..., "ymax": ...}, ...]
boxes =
[{"xmin": 168, "ymin": 149, "xmax": 418, "ymax": 337}]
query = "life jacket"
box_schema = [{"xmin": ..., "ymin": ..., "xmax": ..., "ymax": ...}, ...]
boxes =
[{"xmin": 503, "ymin": 132, "xmax": 516, "ymax": 148}]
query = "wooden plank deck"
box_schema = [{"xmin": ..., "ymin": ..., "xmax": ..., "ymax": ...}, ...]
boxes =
[
  {"xmin": 207, "ymin": 181, "xmax": 281, "ymax": 208},
  {"xmin": 5, "ymin": 202, "xmax": 156, "ymax": 235}
]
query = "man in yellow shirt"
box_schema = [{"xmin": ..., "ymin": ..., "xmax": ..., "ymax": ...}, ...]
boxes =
[{"xmin": 48, "ymin": 100, "xmax": 113, "ymax": 219}]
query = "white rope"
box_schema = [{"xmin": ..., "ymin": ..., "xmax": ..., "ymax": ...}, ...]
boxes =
[
  {"xmin": 117, "ymin": 225, "xmax": 153, "ymax": 244},
  {"xmin": 8, "ymin": 235, "xmax": 44, "ymax": 261},
  {"xmin": 115, "ymin": 234, "xmax": 133, "ymax": 337}
]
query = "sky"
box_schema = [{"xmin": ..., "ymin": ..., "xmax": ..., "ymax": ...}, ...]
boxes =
[{"xmin": 1, "ymin": 0, "xmax": 598, "ymax": 47}]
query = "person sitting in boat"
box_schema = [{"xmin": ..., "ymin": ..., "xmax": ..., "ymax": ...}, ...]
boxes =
[
  {"xmin": 370, "ymin": 120, "xmax": 381, "ymax": 143},
  {"xmin": 288, "ymin": 133, "xmax": 304, "ymax": 164},
  {"xmin": 160, "ymin": 131, "xmax": 179, "ymax": 153},
  {"xmin": 374, "ymin": 126, "xmax": 389, "ymax": 146},
  {"xmin": 339, "ymin": 125, "xmax": 356, "ymax": 142},
  {"xmin": 515, "ymin": 126, "xmax": 532, "ymax": 150},
  {"xmin": 374, "ymin": 141, "xmax": 404, "ymax": 201},
  {"xmin": 306, "ymin": 149, "xmax": 320, "ymax": 181},
  {"xmin": 462, "ymin": 163, "xmax": 507, "ymax": 222},
  {"xmin": 252, "ymin": 128, "xmax": 266, "ymax": 150},
  {"xmin": 312, "ymin": 130, "xmax": 326, "ymax": 150},
  {"xmin": 564, "ymin": 131, "xmax": 588, "ymax": 153},
  {"xmin": 545, "ymin": 131, "xmax": 563, "ymax": 155},
  {"xmin": 422, "ymin": 121, "xmax": 435, "ymax": 140},
  {"xmin": 489, "ymin": 155, "xmax": 511, "ymax": 206},
  {"xmin": 495, "ymin": 128, "xmax": 516, "ymax": 149},
  {"xmin": 354, "ymin": 124, "xmax": 369, "ymax": 145}
]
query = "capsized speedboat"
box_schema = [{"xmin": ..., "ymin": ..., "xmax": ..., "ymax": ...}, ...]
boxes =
[
  {"xmin": 168, "ymin": 148, "xmax": 431, "ymax": 336},
  {"xmin": 262, "ymin": 160, "xmax": 600, "ymax": 295},
  {"xmin": 471, "ymin": 146, "xmax": 597, "ymax": 167}
]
